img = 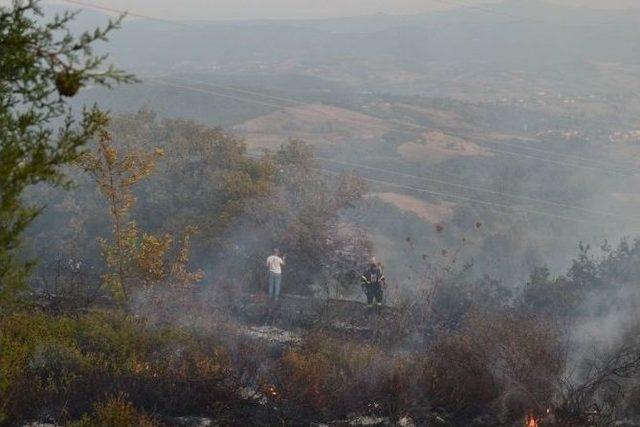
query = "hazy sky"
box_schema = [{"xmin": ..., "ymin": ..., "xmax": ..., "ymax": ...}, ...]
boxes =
[{"xmin": 30, "ymin": 0, "xmax": 640, "ymax": 20}]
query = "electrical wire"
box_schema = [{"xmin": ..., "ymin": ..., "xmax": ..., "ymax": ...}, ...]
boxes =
[
  {"xmin": 54, "ymin": 0, "xmax": 630, "ymax": 240},
  {"xmin": 242, "ymin": 151, "xmax": 616, "ymax": 228},
  {"xmin": 57, "ymin": 0, "xmax": 640, "ymax": 174},
  {"xmin": 165, "ymin": 76, "xmax": 640, "ymax": 176},
  {"xmin": 155, "ymin": 78, "xmax": 640, "ymax": 228},
  {"xmin": 314, "ymin": 156, "xmax": 640, "ymax": 224},
  {"xmin": 57, "ymin": 0, "xmax": 184, "ymax": 24},
  {"xmin": 314, "ymin": 167, "xmax": 598, "ymax": 225}
]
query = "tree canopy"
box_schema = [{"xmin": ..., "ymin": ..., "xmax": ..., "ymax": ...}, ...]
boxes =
[{"xmin": 0, "ymin": 0, "xmax": 134, "ymax": 304}]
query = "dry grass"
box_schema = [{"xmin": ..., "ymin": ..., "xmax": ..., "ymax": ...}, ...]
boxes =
[
  {"xmin": 369, "ymin": 192, "xmax": 456, "ymax": 223},
  {"xmin": 233, "ymin": 104, "xmax": 388, "ymax": 149},
  {"xmin": 398, "ymin": 130, "xmax": 492, "ymax": 164}
]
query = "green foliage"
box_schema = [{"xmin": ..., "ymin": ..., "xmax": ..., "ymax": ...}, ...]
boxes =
[
  {"xmin": 120, "ymin": 111, "xmax": 277, "ymax": 243},
  {"xmin": 0, "ymin": 310, "xmax": 232, "ymax": 424},
  {"xmin": 243, "ymin": 138, "xmax": 369, "ymax": 293},
  {"xmin": 598, "ymin": 237, "xmax": 640, "ymax": 284},
  {"xmin": 567, "ymin": 241, "xmax": 600, "ymax": 289},
  {"xmin": 7, "ymin": 236, "xmax": 640, "ymax": 424},
  {"xmin": 68, "ymin": 394, "xmax": 159, "ymax": 427},
  {"xmin": 79, "ymin": 124, "xmax": 203, "ymax": 306},
  {"xmin": 57, "ymin": 112, "xmax": 369, "ymax": 296},
  {"xmin": 0, "ymin": 0, "xmax": 135, "ymax": 305},
  {"xmin": 20, "ymin": 110, "xmax": 370, "ymax": 298},
  {"xmin": 522, "ymin": 266, "xmax": 576, "ymax": 315},
  {"xmin": 522, "ymin": 239, "xmax": 640, "ymax": 317}
]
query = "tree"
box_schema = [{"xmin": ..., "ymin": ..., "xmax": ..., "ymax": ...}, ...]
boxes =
[
  {"xmin": 567, "ymin": 242, "xmax": 600, "ymax": 289},
  {"xmin": 79, "ymin": 122, "xmax": 203, "ymax": 308},
  {"xmin": 101, "ymin": 112, "xmax": 276, "ymax": 265},
  {"xmin": 0, "ymin": 0, "xmax": 135, "ymax": 304},
  {"xmin": 241, "ymin": 139, "xmax": 369, "ymax": 295}
]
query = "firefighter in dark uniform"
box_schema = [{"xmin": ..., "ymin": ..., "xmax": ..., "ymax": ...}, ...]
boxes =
[{"xmin": 361, "ymin": 260, "xmax": 385, "ymax": 308}]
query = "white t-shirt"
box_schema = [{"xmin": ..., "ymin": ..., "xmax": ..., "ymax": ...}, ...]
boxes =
[{"xmin": 266, "ymin": 255, "xmax": 284, "ymax": 274}]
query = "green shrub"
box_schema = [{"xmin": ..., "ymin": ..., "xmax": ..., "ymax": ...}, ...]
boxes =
[
  {"xmin": 68, "ymin": 394, "xmax": 159, "ymax": 427},
  {"xmin": 28, "ymin": 341, "xmax": 89, "ymax": 391},
  {"xmin": 0, "ymin": 310, "xmax": 233, "ymax": 424}
]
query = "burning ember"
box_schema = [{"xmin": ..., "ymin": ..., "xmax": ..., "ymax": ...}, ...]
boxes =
[
  {"xmin": 525, "ymin": 413, "xmax": 539, "ymax": 427},
  {"xmin": 262, "ymin": 384, "xmax": 279, "ymax": 399}
]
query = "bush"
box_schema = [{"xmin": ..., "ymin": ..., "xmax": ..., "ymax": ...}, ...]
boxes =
[
  {"xmin": 28, "ymin": 341, "xmax": 89, "ymax": 391},
  {"xmin": 273, "ymin": 332, "xmax": 420, "ymax": 420},
  {"xmin": 69, "ymin": 394, "xmax": 159, "ymax": 427},
  {"xmin": 0, "ymin": 310, "xmax": 233, "ymax": 424},
  {"xmin": 422, "ymin": 308, "xmax": 565, "ymax": 424}
]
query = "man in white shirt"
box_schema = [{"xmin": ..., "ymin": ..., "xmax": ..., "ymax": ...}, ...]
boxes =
[{"xmin": 266, "ymin": 248, "xmax": 285, "ymax": 301}]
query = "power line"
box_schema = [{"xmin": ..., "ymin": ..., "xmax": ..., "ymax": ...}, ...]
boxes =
[
  {"xmin": 56, "ymin": 0, "xmax": 185, "ymax": 25},
  {"xmin": 315, "ymin": 156, "xmax": 640, "ymax": 224},
  {"xmin": 156, "ymin": 77, "xmax": 638, "ymax": 178},
  {"xmin": 246, "ymin": 150, "xmax": 609, "ymax": 226},
  {"xmin": 246, "ymin": 152, "xmax": 610, "ymax": 241},
  {"xmin": 479, "ymin": 136, "xmax": 640, "ymax": 175},
  {"xmin": 148, "ymin": 79, "xmax": 293, "ymax": 110},
  {"xmin": 59, "ymin": 0, "xmax": 637, "ymax": 174},
  {"xmin": 56, "ymin": 0, "xmax": 587, "ymax": 30},
  {"xmin": 320, "ymin": 157, "xmax": 627, "ymax": 243},
  {"xmin": 54, "ymin": 0, "xmax": 620, "ymax": 244},
  {"xmin": 313, "ymin": 167, "xmax": 597, "ymax": 225},
  {"xmin": 179, "ymin": 79, "xmax": 640, "ymax": 173},
  {"xmin": 375, "ymin": 113, "xmax": 640, "ymax": 174},
  {"xmin": 156, "ymin": 69, "xmax": 640, "ymax": 174},
  {"xmin": 149, "ymin": 78, "xmax": 416, "ymax": 141},
  {"xmin": 145, "ymin": 77, "xmax": 640, "ymax": 252},
  {"xmin": 161, "ymin": 77, "xmax": 309, "ymax": 108}
]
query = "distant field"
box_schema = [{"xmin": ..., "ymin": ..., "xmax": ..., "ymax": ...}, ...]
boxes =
[
  {"xmin": 398, "ymin": 130, "xmax": 493, "ymax": 164},
  {"xmin": 233, "ymin": 103, "xmax": 388, "ymax": 149},
  {"xmin": 369, "ymin": 192, "xmax": 456, "ymax": 223}
]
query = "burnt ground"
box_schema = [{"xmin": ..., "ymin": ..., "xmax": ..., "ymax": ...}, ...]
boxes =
[{"xmin": 230, "ymin": 293, "xmax": 406, "ymax": 343}]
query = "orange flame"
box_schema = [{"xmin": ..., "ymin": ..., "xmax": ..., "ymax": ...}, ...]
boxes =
[
  {"xmin": 526, "ymin": 414, "xmax": 539, "ymax": 427},
  {"xmin": 263, "ymin": 384, "xmax": 279, "ymax": 398}
]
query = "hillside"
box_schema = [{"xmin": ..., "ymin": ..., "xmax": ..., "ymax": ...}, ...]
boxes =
[
  {"xmin": 234, "ymin": 104, "xmax": 387, "ymax": 149},
  {"xmin": 50, "ymin": 0, "xmax": 640, "ymax": 98},
  {"xmin": 56, "ymin": 0, "xmax": 640, "ymax": 286},
  {"xmin": 9, "ymin": 2, "xmax": 640, "ymax": 425}
]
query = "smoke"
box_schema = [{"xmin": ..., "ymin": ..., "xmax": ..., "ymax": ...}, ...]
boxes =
[{"xmin": 568, "ymin": 280, "xmax": 640, "ymax": 373}]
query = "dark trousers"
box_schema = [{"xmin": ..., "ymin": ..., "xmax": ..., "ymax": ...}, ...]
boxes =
[{"xmin": 364, "ymin": 282, "xmax": 383, "ymax": 305}]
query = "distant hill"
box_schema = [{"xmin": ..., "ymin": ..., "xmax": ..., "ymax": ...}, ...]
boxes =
[
  {"xmin": 44, "ymin": 0, "xmax": 640, "ymax": 284},
  {"xmin": 47, "ymin": 0, "xmax": 640, "ymax": 93}
]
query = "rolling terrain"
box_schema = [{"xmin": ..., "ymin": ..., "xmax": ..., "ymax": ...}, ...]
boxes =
[{"xmin": 63, "ymin": 0, "xmax": 640, "ymax": 286}]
